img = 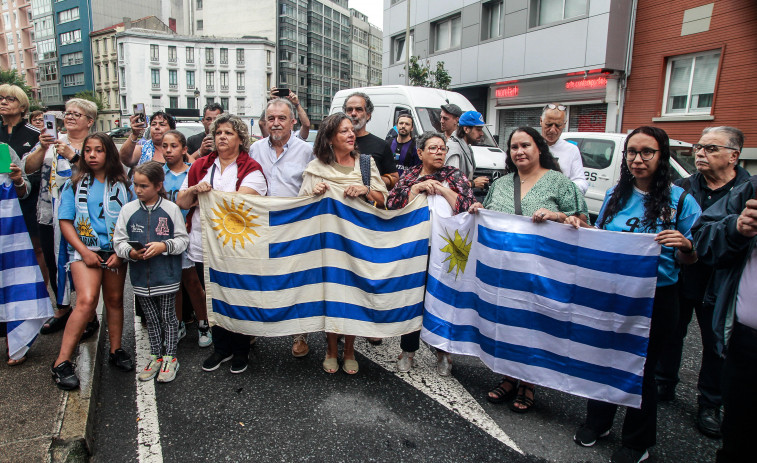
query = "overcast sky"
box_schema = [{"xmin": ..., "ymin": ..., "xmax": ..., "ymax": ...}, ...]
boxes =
[{"xmin": 349, "ymin": 0, "xmax": 384, "ymax": 28}]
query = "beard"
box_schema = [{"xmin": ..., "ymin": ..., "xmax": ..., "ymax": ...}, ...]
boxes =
[
  {"xmin": 351, "ymin": 117, "xmax": 367, "ymax": 131},
  {"xmin": 270, "ymin": 126, "xmax": 285, "ymax": 141}
]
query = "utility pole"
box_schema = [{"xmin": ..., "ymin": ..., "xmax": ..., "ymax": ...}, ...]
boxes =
[{"xmin": 404, "ymin": 0, "xmax": 410, "ymax": 86}]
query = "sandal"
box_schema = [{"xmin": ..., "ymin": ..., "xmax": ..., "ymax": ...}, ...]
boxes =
[
  {"xmin": 7, "ymin": 356, "xmax": 27, "ymax": 366},
  {"xmin": 509, "ymin": 384, "xmax": 536, "ymax": 413},
  {"xmin": 39, "ymin": 309, "xmax": 72, "ymax": 335},
  {"xmin": 322, "ymin": 356, "xmax": 338, "ymax": 374},
  {"xmin": 342, "ymin": 358, "xmax": 359, "ymax": 375},
  {"xmin": 487, "ymin": 377, "xmax": 519, "ymax": 404}
]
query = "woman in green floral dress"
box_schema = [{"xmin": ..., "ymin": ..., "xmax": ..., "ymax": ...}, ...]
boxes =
[{"xmin": 469, "ymin": 126, "xmax": 588, "ymax": 413}]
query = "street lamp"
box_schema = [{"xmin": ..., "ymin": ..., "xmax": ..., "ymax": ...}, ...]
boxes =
[{"xmin": 194, "ymin": 89, "xmax": 200, "ymax": 115}]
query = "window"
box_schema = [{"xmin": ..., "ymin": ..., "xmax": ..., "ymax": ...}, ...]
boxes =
[
  {"xmin": 118, "ymin": 43, "xmax": 124, "ymax": 60},
  {"xmin": 37, "ymin": 38, "xmax": 56, "ymax": 60},
  {"xmin": 186, "ymin": 46, "xmax": 194, "ymax": 63},
  {"xmin": 482, "ymin": 1, "xmax": 503, "ymax": 40},
  {"xmin": 220, "ymin": 48, "xmax": 228, "ymax": 64},
  {"xmin": 220, "ymin": 97, "xmax": 229, "ymax": 110},
  {"xmin": 663, "ymin": 50, "xmax": 721, "ymax": 115},
  {"xmin": 169, "ymin": 69, "xmax": 178, "ymax": 88},
  {"xmin": 39, "ymin": 62, "xmax": 57, "ymax": 81},
  {"xmin": 95, "ymin": 40, "xmax": 99, "ymax": 54},
  {"xmin": 238, "ymin": 48, "xmax": 245, "ymax": 65},
  {"xmin": 168, "ymin": 46, "xmax": 177, "ymax": 63},
  {"xmin": 169, "ymin": 96, "xmax": 178, "ymax": 108},
  {"xmin": 57, "ymin": 7, "xmax": 78, "ymax": 24},
  {"xmin": 103, "ymin": 63, "xmax": 109, "ymax": 81},
  {"xmin": 121, "ymin": 95, "xmax": 127, "ymax": 111},
  {"xmin": 196, "ymin": 0, "xmax": 202, "ymax": 9},
  {"xmin": 150, "ymin": 44, "xmax": 159, "ymax": 61},
  {"xmin": 433, "ymin": 16, "xmax": 461, "ymax": 52},
  {"xmin": 205, "ymin": 71, "xmax": 214, "ymax": 90},
  {"xmin": 196, "ymin": 20, "xmax": 203, "ymax": 31},
  {"xmin": 206, "ymin": 97, "xmax": 215, "ymax": 106},
  {"xmin": 391, "ymin": 31, "xmax": 413, "ymax": 63},
  {"xmin": 119, "ymin": 67, "xmax": 125, "ymax": 86},
  {"xmin": 532, "ymin": 0, "xmax": 587, "ymax": 26},
  {"xmin": 236, "ymin": 97, "xmax": 245, "ymax": 115},
  {"xmin": 205, "ymin": 48, "xmax": 213, "ymax": 64},
  {"xmin": 187, "ymin": 97, "xmax": 196, "ymax": 109},
  {"xmin": 151, "ymin": 69, "xmax": 160, "ymax": 89},
  {"xmin": 186, "ymin": 70, "xmax": 195, "ymax": 89},
  {"xmin": 152, "ymin": 96, "xmax": 161, "ymax": 109},
  {"xmin": 220, "ymin": 71, "xmax": 228, "ymax": 90},
  {"xmin": 265, "ymin": 50, "xmax": 270, "ymax": 65},
  {"xmin": 63, "ymin": 72, "xmax": 84, "ymax": 87},
  {"xmin": 59, "ymin": 30, "xmax": 81, "ymax": 45},
  {"xmin": 236, "ymin": 71, "xmax": 244, "ymax": 90}
]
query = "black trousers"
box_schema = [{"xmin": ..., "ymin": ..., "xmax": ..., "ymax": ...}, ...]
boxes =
[
  {"xmin": 400, "ymin": 330, "xmax": 421, "ymax": 352},
  {"xmin": 655, "ymin": 294, "xmax": 723, "ymax": 408},
  {"xmin": 39, "ymin": 224, "xmax": 58, "ymax": 297},
  {"xmin": 584, "ymin": 284, "xmax": 678, "ymax": 451},
  {"xmin": 716, "ymin": 323, "xmax": 757, "ymax": 463},
  {"xmin": 195, "ymin": 262, "xmax": 250, "ymax": 357}
]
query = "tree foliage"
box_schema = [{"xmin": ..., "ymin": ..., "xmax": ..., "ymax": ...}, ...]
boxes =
[
  {"xmin": 406, "ymin": 56, "xmax": 452, "ymax": 90},
  {"xmin": 74, "ymin": 91, "xmax": 105, "ymax": 112},
  {"xmin": 0, "ymin": 69, "xmax": 43, "ymax": 111}
]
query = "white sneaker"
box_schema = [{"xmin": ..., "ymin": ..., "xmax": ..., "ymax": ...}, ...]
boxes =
[
  {"xmin": 177, "ymin": 322, "xmax": 186, "ymax": 342},
  {"xmin": 157, "ymin": 357, "xmax": 179, "ymax": 383},
  {"xmin": 436, "ymin": 353, "xmax": 452, "ymax": 377},
  {"xmin": 397, "ymin": 352, "xmax": 415, "ymax": 372},
  {"xmin": 198, "ymin": 328, "xmax": 212, "ymax": 348},
  {"xmin": 138, "ymin": 357, "xmax": 162, "ymax": 382}
]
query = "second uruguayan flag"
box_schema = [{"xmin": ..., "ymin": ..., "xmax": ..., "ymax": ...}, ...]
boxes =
[
  {"xmin": 422, "ymin": 209, "xmax": 660, "ymax": 408},
  {"xmin": 199, "ymin": 190, "xmax": 429, "ymax": 337}
]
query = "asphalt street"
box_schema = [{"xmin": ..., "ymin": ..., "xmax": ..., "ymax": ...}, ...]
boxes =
[{"xmin": 90, "ymin": 277, "xmax": 721, "ymax": 463}]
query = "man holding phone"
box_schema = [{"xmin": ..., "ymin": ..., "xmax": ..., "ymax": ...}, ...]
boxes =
[
  {"xmin": 259, "ymin": 87, "xmax": 311, "ymax": 141},
  {"xmin": 187, "ymin": 103, "xmax": 223, "ymax": 160}
]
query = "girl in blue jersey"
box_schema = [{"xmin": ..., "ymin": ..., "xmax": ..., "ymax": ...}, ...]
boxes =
[
  {"xmin": 162, "ymin": 130, "xmax": 212, "ymax": 348},
  {"xmin": 51, "ymin": 133, "xmax": 134, "ymax": 390},
  {"xmin": 567, "ymin": 126, "xmax": 701, "ymax": 463}
]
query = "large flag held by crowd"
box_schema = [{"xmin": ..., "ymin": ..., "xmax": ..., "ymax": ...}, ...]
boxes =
[
  {"xmin": 0, "ymin": 177, "xmax": 54, "ymax": 360},
  {"xmin": 421, "ymin": 209, "xmax": 660, "ymax": 408},
  {"xmin": 198, "ymin": 189, "xmax": 430, "ymax": 338}
]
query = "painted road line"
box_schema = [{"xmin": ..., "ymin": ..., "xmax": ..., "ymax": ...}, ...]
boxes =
[
  {"xmin": 355, "ymin": 336, "xmax": 523, "ymax": 454},
  {"xmin": 134, "ymin": 311, "xmax": 163, "ymax": 463}
]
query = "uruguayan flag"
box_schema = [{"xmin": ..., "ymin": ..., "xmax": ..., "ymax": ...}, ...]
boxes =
[
  {"xmin": 199, "ymin": 190, "xmax": 429, "ymax": 337},
  {"xmin": 422, "ymin": 209, "xmax": 660, "ymax": 408},
  {"xmin": 0, "ymin": 178, "xmax": 54, "ymax": 360}
]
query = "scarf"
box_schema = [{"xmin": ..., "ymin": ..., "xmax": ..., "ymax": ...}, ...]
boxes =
[{"xmin": 73, "ymin": 174, "xmax": 129, "ymax": 251}]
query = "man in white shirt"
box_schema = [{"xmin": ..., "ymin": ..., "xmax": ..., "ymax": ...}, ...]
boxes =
[
  {"xmin": 540, "ymin": 103, "xmax": 588, "ymax": 194},
  {"xmin": 250, "ymin": 98, "xmax": 315, "ymax": 357}
]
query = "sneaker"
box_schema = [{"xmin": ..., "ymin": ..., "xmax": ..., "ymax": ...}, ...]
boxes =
[
  {"xmin": 610, "ymin": 446, "xmax": 649, "ymax": 463},
  {"xmin": 51, "ymin": 360, "xmax": 79, "ymax": 390},
  {"xmin": 397, "ymin": 351, "xmax": 415, "ymax": 372},
  {"xmin": 177, "ymin": 322, "xmax": 186, "ymax": 342},
  {"xmin": 138, "ymin": 357, "xmax": 163, "ymax": 382},
  {"xmin": 157, "ymin": 357, "xmax": 179, "ymax": 383},
  {"xmin": 230, "ymin": 353, "xmax": 248, "ymax": 374},
  {"xmin": 202, "ymin": 352, "xmax": 233, "ymax": 372},
  {"xmin": 109, "ymin": 348, "xmax": 135, "ymax": 371},
  {"xmin": 292, "ymin": 334, "xmax": 309, "ymax": 358},
  {"xmin": 573, "ymin": 424, "xmax": 610, "ymax": 447},
  {"xmin": 198, "ymin": 328, "xmax": 212, "ymax": 348},
  {"xmin": 79, "ymin": 317, "xmax": 100, "ymax": 342}
]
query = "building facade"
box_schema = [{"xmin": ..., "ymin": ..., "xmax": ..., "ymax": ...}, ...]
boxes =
[
  {"xmin": 349, "ymin": 8, "xmax": 382, "ymax": 88},
  {"xmin": 622, "ymin": 0, "xmax": 757, "ymax": 170},
  {"xmin": 116, "ymin": 29, "xmax": 274, "ymax": 124},
  {"xmin": 383, "ymin": 0, "xmax": 633, "ymax": 146},
  {"xmin": 30, "ymin": 0, "xmax": 60, "ymax": 107},
  {"xmin": 0, "ymin": 0, "xmax": 37, "ymax": 97}
]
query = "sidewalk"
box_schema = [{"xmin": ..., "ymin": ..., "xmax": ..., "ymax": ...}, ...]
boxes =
[{"xmin": 1, "ymin": 305, "xmax": 103, "ymax": 463}]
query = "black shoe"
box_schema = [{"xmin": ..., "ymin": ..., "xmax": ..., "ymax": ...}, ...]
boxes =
[
  {"xmin": 51, "ymin": 360, "xmax": 80, "ymax": 390},
  {"xmin": 202, "ymin": 352, "xmax": 233, "ymax": 372},
  {"xmin": 40, "ymin": 310, "xmax": 72, "ymax": 335},
  {"xmin": 697, "ymin": 405, "xmax": 722, "ymax": 439},
  {"xmin": 610, "ymin": 446, "xmax": 649, "ymax": 463},
  {"xmin": 656, "ymin": 382, "xmax": 675, "ymax": 402},
  {"xmin": 79, "ymin": 318, "xmax": 100, "ymax": 342},
  {"xmin": 230, "ymin": 354, "xmax": 248, "ymax": 374},
  {"xmin": 108, "ymin": 348, "xmax": 134, "ymax": 371},
  {"xmin": 573, "ymin": 424, "xmax": 610, "ymax": 447}
]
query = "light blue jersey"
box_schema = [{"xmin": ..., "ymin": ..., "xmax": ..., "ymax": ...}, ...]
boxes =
[
  {"xmin": 163, "ymin": 164, "xmax": 190, "ymax": 219},
  {"xmin": 59, "ymin": 178, "xmax": 112, "ymax": 251}
]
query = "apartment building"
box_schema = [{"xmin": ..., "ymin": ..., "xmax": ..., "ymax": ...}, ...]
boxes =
[
  {"xmin": 349, "ymin": 8, "xmax": 382, "ymax": 88},
  {"xmin": 0, "ymin": 0, "xmax": 37, "ymax": 97}
]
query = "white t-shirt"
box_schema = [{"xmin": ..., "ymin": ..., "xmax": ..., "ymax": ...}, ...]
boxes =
[
  {"xmin": 180, "ymin": 158, "xmax": 267, "ymax": 262},
  {"xmin": 735, "ymin": 246, "xmax": 757, "ymax": 330},
  {"xmin": 549, "ymin": 139, "xmax": 589, "ymax": 194}
]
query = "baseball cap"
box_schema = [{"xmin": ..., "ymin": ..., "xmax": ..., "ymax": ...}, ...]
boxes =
[
  {"xmin": 458, "ymin": 111, "xmax": 485, "ymax": 127},
  {"xmin": 440, "ymin": 103, "xmax": 463, "ymax": 118}
]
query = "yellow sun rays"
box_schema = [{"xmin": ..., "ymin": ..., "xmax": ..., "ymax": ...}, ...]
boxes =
[
  {"xmin": 76, "ymin": 218, "xmax": 96, "ymax": 238},
  {"xmin": 210, "ymin": 198, "xmax": 261, "ymax": 249},
  {"xmin": 439, "ymin": 228, "xmax": 472, "ymax": 279}
]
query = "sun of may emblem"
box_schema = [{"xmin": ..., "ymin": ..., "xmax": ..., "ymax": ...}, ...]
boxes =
[
  {"xmin": 210, "ymin": 198, "xmax": 261, "ymax": 249},
  {"xmin": 439, "ymin": 228, "xmax": 472, "ymax": 279},
  {"xmin": 75, "ymin": 218, "xmax": 96, "ymax": 238}
]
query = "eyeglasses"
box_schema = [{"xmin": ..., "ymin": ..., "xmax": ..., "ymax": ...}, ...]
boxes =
[
  {"xmin": 0, "ymin": 95, "xmax": 18, "ymax": 103},
  {"xmin": 426, "ymin": 145, "xmax": 448, "ymax": 153},
  {"xmin": 544, "ymin": 104, "xmax": 566, "ymax": 111},
  {"xmin": 692, "ymin": 143, "xmax": 739, "ymax": 154},
  {"xmin": 64, "ymin": 111, "xmax": 89, "ymax": 120},
  {"xmin": 623, "ymin": 148, "xmax": 659, "ymax": 161}
]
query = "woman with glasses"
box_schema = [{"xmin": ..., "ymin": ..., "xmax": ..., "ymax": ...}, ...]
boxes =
[
  {"xmin": 29, "ymin": 110, "xmax": 45, "ymax": 131},
  {"xmin": 387, "ymin": 131, "xmax": 477, "ymax": 375},
  {"xmin": 24, "ymin": 99, "xmax": 98, "ymax": 337},
  {"xmin": 468, "ymin": 126, "xmax": 588, "ymax": 413},
  {"xmin": 566, "ymin": 126, "xmax": 701, "ymax": 463}
]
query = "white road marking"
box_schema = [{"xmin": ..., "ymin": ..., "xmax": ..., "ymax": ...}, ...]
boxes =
[
  {"xmin": 134, "ymin": 313, "xmax": 164, "ymax": 462},
  {"xmin": 355, "ymin": 337, "xmax": 523, "ymax": 454}
]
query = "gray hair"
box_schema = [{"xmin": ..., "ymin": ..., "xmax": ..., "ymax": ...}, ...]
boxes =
[
  {"xmin": 342, "ymin": 91, "xmax": 374, "ymax": 115},
  {"xmin": 265, "ymin": 98, "xmax": 296, "ymax": 121},
  {"xmin": 209, "ymin": 113, "xmax": 251, "ymax": 151},
  {"xmin": 702, "ymin": 126, "xmax": 744, "ymax": 150},
  {"xmin": 416, "ymin": 131, "xmax": 446, "ymax": 151},
  {"xmin": 66, "ymin": 98, "xmax": 98, "ymax": 121}
]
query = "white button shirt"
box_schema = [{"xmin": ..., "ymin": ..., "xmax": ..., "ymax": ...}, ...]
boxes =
[
  {"xmin": 250, "ymin": 135, "xmax": 314, "ymax": 197},
  {"xmin": 549, "ymin": 138, "xmax": 589, "ymax": 194}
]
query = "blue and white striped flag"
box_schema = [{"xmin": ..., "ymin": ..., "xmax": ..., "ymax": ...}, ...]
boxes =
[
  {"xmin": 422, "ymin": 209, "xmax": 660, "ymax": 408},
  {"xmin": 199, "ymin": 190, "xmax": 429, "ymax": 337},
  {"xmin": 0, "ymin": 178, "xmax": 54, "ymax": 360}
]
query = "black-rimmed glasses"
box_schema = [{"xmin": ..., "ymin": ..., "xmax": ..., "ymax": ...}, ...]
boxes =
[
  {"xmin": 0, "ymin": 95, "xmax": 18, "ymax": 103},
  {"xmin": 623, "ymin": 148, "xmax": 659, "ymax": 161},
  {"xmin": 692, "ymin": 143, "xmax": 739, "ymax": 154}
]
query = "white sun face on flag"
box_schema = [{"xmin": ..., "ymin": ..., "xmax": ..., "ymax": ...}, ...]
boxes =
[
  {"xmin": 439, "ymin": 228, "xmax": 472, "ymax": 279},
  {"xmin": 210, "ymin": 198, "xmax": 260, "ymax": 249}
]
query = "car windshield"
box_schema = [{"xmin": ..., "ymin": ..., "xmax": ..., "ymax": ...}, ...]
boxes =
[
  {"xmin": 670, "ymin": 146, "xmax": 696, "ymax": 175},
  {"xmin": 416, "ymin": 107, "xmax": 498, "ymax": 147}
]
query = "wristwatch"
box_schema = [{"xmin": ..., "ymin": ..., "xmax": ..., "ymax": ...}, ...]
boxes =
[{"xmin": 70, "ymin": 153, "xmax": 80, "ymax": 164}]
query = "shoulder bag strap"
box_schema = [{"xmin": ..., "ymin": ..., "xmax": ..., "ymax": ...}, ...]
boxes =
[
  {"xmin": 359, "ymin": 154, "xmax": 371, "ymax": 187},
  {"xmin": 513, "ymin": 173, "xmax": 522, "ymax": 216}
]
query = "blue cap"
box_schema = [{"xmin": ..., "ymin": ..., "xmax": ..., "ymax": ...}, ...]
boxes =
[{"xmin": 458, "ymin": 111, "xmax": 485, "ymax": 127}]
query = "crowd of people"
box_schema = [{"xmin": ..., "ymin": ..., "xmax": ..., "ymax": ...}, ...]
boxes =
[{"xmin": 1, "ymin": 81, "xmax": 754, "ymax": 463}]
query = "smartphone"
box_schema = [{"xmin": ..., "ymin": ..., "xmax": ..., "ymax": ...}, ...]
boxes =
[
  {"xmin": 133, "ymin": 103, "xmax": 146, "ymax": 124},
  {"xmin": 275, "ymin": 88, "xmax": 290, "ymax": 97},
  {"xmin": 0, "ymin": 143, "xmax": 11, "ymax": 174},
  {"xmin": 128, "ymin": 241, "xmax": 145, "ymax": 250},
  {"xmin": 43, "ymin": 114, "xmax": 58, "ymax": 141}
]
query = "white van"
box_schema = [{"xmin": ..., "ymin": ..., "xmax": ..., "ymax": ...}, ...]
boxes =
[
  {"xmin": 329, "ymin": 85, "xmax": 507, "ymax": 192},
  {"xmin": 561, "ymin": 132, "xmax": 696, "ymax": 216}
]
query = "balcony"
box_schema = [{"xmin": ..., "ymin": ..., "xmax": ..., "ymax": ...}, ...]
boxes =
[
  {"xmin": 169, "ymin": 83, "xmax": 178, "ymax": 91},
  {"xmin": 236, "ymin": 59, "xmax": 245, "ymax": 67},
  {"xmin": 205, "ymin": 84, "xmax": 214, "ymax": 92},
  {"xmin": 187, "ymin": 83, "xmax": 195, "ymax": 90},
  {"xmin": 220, "ymin": 85, "xmax": 229, "ymax": 93},
  {"xmin": 152, "ymin": 82, "xmax": 160, "ymax": 90}
]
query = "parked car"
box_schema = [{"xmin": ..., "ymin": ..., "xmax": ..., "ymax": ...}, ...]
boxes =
[
  {"xmin": 107, "ymin": 126, "xmax": 132, "ymax": 139},
  {"xmin": 305, "ymin": 130, "xmax": 318, "ymax": 146},
  {"xmin": 561, "ymin": 132, "xmax": 695, "ymax": 217},
  {"xmin": 175, "ymin": 121, "xmax": 203, "ymax": 140}
]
